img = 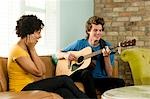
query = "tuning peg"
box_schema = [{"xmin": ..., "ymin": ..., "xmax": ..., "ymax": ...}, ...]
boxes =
[{"xmin": 117, "ymin": 42, "xmax": 122, "ymax": 54}]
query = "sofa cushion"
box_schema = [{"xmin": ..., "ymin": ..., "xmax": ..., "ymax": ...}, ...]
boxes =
[
  {"xmin": 121, "ymin": 48, "xmax": 150, "ymax": 85},
  {"xmin": 0, "ymin": 56, "xmax": 56, "ymax": 92},
  {"xmin": 0, "ymin": 57, "xmax": 7, "ymax": 91},
  {"xmin": 0, "ymin": 90, "xmax": 63, "ymax": 99},
  {"xmin": 40, "ymin": 56, "xmax": 56, "ymax": 78},
  {"xmin": 0, "ymin": 56, "xmax": 63, "ymax": 98}
]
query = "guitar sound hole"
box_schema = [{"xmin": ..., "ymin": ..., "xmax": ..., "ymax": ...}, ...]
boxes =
[{"xmin": 78, "ymin": 56, "xmax": 84, "ymax": 63}]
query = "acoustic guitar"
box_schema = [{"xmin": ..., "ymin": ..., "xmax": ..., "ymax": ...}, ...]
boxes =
[{"xmin": 56, "ymin": 39, "xmax": 136, "ymax": 76}]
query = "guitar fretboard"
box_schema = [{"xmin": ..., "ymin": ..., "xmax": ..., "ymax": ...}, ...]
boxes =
[
  {"xmin": 83, "ymin": 46, "xmax": 118, "ymax": 60},
  {"xmin": 84, "ymin": 49, "xmax": 102, "ymax": 60}
]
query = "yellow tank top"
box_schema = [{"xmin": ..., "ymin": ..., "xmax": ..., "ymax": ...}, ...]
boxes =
[{"xmin": 7, "ymin": 44, "xmax": 34, "ymax": 92}]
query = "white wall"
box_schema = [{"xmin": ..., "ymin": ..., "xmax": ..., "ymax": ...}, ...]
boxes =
[{"xmin": 59, "ymin": 0, "xmax": 93, "ymax": 48}]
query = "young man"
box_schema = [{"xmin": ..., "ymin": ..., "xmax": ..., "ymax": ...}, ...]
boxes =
[{"xmin": 57, "ymin": 16, "xmax": 125, "ymax": 98}]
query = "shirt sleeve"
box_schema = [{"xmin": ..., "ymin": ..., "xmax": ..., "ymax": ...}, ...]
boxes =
[
  {"xmin": 62, "ymin": 40, "xmax": 79, "ymax": 52},
  {"xmin": 12, "ymin": 46, "xmax": 28, "ymax": 62}
]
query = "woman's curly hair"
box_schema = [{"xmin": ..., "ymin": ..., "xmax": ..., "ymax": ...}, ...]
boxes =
[
  {"xmin": 16, "ymin": 15, "xmax": 44, "ymax": 38},
  {"xmin": 86, "ymin": 16, "xmax": 105, "ymax": 39}
]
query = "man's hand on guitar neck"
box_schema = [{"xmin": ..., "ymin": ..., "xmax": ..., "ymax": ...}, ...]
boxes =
[
  {"xmin": 102, "ymin": 46, "xmax": 113, "ymax": 76},
  {"xmin": 102, "ymin": 46, "xmax": 111, "ymax": 57}
]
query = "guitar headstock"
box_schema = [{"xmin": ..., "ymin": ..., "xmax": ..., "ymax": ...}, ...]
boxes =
[
  {"xmin": 109, "ymin": 39, "xmax": 136, "ymax": 54},
  {"xmin": 119, "ymin": 39, "xmax": 136, "ymax": 47}
]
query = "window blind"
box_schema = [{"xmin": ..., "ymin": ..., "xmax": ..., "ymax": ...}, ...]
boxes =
[{"xmin": 0, "ymin": 0, "xmax": 58, "ymax": 57}]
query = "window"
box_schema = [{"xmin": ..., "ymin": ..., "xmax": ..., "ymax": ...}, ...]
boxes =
[{"xmin": 0, "ymin": 0, "xmax": 59, "ymax": 57}]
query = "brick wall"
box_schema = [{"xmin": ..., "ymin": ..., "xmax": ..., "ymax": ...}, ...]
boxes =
[
  {"xmin": 94, "ymin": 0, "xmax": 150, "ymax": 48},
  {"xmin": 117, "ymin": 56, "xmax": 134, "ymax": 85}
]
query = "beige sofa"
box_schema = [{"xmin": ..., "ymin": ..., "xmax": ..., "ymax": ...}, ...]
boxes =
[
  {"xmin": 0, "ymin": 55, "xmax": 121, "ymax": 99},
  {"xmin": 0, "ymin": 56, "xmax": 65, "ymax": 99}
]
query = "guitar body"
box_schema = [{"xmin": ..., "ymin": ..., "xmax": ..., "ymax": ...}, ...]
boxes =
[{"xmin": 56, "ymin": 47, "xmax": 92, "ymax": 76}]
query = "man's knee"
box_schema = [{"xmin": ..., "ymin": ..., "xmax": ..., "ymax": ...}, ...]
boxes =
[
  {"xmin": 116, "ymin": 78, "xmax": 125, "ymax": 87},
  {"xmin": 59, "ymin": 75, "xmax": 73, "ymax": 82},
  {"xmin": 58, "ymin": 75, "xmax": 70, "ymax": 79},
  {"xmin": 117, "ymin": 78, "xmax": 125, "ymax": 87}
]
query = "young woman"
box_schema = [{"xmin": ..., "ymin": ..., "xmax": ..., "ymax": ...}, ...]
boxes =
[{"xmin": 7, "ymin": 15, "xmax": 89, "ymax": 99}]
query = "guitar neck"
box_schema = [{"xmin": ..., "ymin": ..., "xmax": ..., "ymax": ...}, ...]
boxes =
[
  {"xmin": 83, "ymin": 46, "xmax": 118, "ymax": 60},
  {"xmin": 84, "ymin": 49, "xmax": 102, "ymax": 59}
]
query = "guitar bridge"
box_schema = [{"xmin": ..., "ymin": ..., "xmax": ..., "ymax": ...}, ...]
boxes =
[
  {"xmin": 71, "ymin": 64, "xmax": 80, "ymax": 71},
  {"xmin": 71, "ymin": 62, "xmax": 83, "ymax": 71}
]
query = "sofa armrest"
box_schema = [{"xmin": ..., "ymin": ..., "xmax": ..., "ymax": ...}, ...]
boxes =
[
  {"xmin": 121, "ymin": 48, "xmax": 150, "ymax": 85},
  {"xmin": 0, "ymin": 90, "xmax": 63, "ymax": 99},
  {"xmin": 0, "ymin": 84, "xmax": 2, "ymax": 92},
  {"xmin": 0, "ymin": 59, "xmax": 7, "ymax": 91}
]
